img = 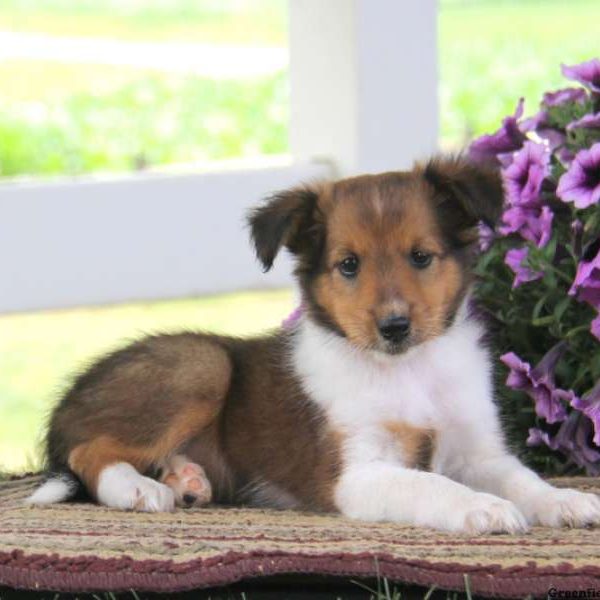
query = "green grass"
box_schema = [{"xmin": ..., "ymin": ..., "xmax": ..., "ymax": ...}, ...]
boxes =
[
  {"xmin": 0, "ymin": 0, "xmax": 287, "ymax": 45},
  {"xmin": 439, "ymin": 0, "xmax": 600, "ymax": 148},
  {"xmin": 0, "ymin": 288, "xmax": 294, "ymax": 472},
  {"xmin": 0, "ymin": 66, "xmax": 288, "ymax": 177},
  {"xmin": 0, "ymin": 1, "xmax": 288, "ymax": 177}
]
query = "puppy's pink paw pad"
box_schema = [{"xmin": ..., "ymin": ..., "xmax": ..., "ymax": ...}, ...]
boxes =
[
  {"xmin": 183, "ymin": 464, "xmax": 202, "ymax": 477},
  {"xmin": 188, "ymin": 478, "xmax": 204, "ymax": 491},
  {"xmin": 160, "ymin": 458, "xmax": 212, "ymax": 508}
]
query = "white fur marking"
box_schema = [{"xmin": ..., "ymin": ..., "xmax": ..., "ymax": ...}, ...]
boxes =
[
  {"xmin": 96, "ymin": 462, "xmax": 175, "ymax": 512},
  {"xmin": 293, "ymin": 307, "xmax": 493, "ymax": 433},
  {"xmin": 26, "ymin": 477, "xmax": 75, "ymax": 505},
  {"xmin": 292, "ymin": 296, "xmax": 599, "ymax": 532}
]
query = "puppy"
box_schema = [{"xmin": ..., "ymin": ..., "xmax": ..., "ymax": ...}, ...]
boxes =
[{"xmin": 28, "ymin": 157, "xmax": 600, "ymax": 533}]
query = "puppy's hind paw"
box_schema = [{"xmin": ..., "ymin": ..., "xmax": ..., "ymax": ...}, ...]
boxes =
[{"xmin": 160, "ymin": 455, "xmax": 212, "ymax": 508}]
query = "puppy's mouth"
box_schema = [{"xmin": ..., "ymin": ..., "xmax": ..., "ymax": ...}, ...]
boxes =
[
  {"xmin": 371, "ymin": 333, "xmax": 420, "ymax": 357},
  {"xmin": 381, "ymin": 341, "xmax": 408, "ymax": 355},
  {"xmin": 343, "ymin": 332, "xmax": 413, "ymax": 357},
  {"xmin": 377, "ymin": 338, "xmax": 413, "ymax": 356},
  {"xmin": 341, "ymin": 325, "xmax": 420, "ymax": 357}
]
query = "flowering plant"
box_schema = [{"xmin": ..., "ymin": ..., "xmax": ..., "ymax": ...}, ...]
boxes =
[{"xmin": 470, "ymin": 59, "xmax": 600, "ymax": 475}]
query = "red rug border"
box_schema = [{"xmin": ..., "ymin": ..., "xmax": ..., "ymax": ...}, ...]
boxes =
[{"xmin": 1, "ymin": 548, "xmax": 599, "ymax": 597}]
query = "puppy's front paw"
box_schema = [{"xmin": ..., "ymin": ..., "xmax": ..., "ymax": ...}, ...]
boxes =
[
  {"xmin": 523, "ymin": 488, "xmax": 600, "ymax": 528},
  {"xmin": 454, "ymin": 493, "xmax": 528, "ymax": 535}
]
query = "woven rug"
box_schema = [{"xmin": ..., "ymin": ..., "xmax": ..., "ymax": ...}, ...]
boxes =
[{"xmin": 1, "ymin": 476, "xmax": 599, "ymax": 598}]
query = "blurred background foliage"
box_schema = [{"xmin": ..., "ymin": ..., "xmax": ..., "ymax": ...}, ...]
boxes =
[
  {"xmin": 0, "ymin": 0, "xmax": 287, "ymax": 44},
  {"xmin": 0, "ymin": 0, "xmax": 598, "ymax": 177},
  {"xmin": 0, "ymin": 0, "xmax": 288, "ymax": 177},
  {"xmin": 1, "ymin": 0, "xmax": 599, "ymax": 471}
]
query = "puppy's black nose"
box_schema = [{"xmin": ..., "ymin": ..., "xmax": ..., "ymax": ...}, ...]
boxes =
[{"xmin": 378, "ymin": 315, "xmax": 411, "ymax": 343}]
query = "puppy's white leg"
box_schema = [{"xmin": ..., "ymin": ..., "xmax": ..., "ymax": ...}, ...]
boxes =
[
  {"xmin": 433, "ymin": 343, "xmax": 600, "ymax": 529},
  {"xmin": 96, "ymin": 462, "xmax": 175, "ymax": 512},
  {"xmin": 454, "ymin": 453, "xmax": 600, "ymax": 528},
  {"xmin": 438, "ymin": 428, "xmax": 600, "ymax": 528},
  {"xmin": 335, "ymin": 461, "xmax": 527, "ymax": 534}
]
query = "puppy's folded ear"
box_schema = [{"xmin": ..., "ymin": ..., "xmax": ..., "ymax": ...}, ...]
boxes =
[
  {"xmin": 423, "ymin": 156, "xmax": 504, "ymax": 247},
  {"xmin": 248, "ymin": 186, "xmax": 322, "ymax": 271}
]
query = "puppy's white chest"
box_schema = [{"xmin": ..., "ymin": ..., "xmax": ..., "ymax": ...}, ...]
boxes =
[
  {"xmin": 292, "ymin": 317, "xmax": 489, "ymax": 432},
  {"xmin": 313, "ymin": 355, "xmax": 439, "ymax": 428}
]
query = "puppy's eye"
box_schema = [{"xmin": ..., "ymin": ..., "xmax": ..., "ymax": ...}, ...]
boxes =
[
  {"xmin": 338, "ymin": 254, "xmax": 360, "ymax": 278},
  {"xmin": 410, "ymin": 250, "xmax": 433, "ymax": 269}
]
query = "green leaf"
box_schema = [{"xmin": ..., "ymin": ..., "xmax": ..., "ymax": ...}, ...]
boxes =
[
  {"xmin": 541, "ymin": 235, "xmax": 557, "ymax": 262},
  {"xmin": 554, "ymin": 296, "xmax": 572, "ymax": 322},
  {"xmin": 532, "ymin": 315, "xmax": 555, "ymax": 327},
  {"xmin": 532, "ymin": 294, "xmax": 549, "ymax": 321}
]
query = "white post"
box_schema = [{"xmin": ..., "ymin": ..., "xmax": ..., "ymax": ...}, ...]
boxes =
[{"xmin": 289, "ymin": 0, "xmax": 438, "ymax": 177}]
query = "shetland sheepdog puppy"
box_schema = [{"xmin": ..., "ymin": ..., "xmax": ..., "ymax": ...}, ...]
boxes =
[{"xmin": 28, "ymin": 157, "xmax": 600, "ymax": 533}]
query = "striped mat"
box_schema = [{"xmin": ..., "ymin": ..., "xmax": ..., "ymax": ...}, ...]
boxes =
[{"xmin": 1, "ymin": 475, "xmax": 599, "ymax": 598}]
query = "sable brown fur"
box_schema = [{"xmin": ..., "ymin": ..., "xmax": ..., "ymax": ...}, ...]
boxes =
[
  {"xmin": 48, "ymin": 333, "xmax": 341, "ymax": 511},
  {"xmin": 43, "ymin": 155, "xmax": 503, "ymax": 512},
  {"xmin": 383, "ymin": 421, "xmax": 436, "ymax": 471}
]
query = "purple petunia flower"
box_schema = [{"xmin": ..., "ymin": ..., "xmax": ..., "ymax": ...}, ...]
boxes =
[
  {"xmin": 528, "ymin": 412, "xmax": 600, "ymax": 476},
  {"xmin": 527, "ymin": 427, "xmax": 553, "ymax": 448},
  {"xmin": 469, "ymin": 99, "xmax": 527, "ymax": 163},
  {"xmin": 520, "ymin": 110, "xmax": 548, "ymax": 133},
  {"xmin": 498, "ymin": 142, "xmax": 554, "ymax": 247},
  {"xmin": 592, "ymin": 315, "xmax": 600, "ymax": 341},
  {"xmin": 500, "ymin": 204, "xmax": 554, "ymax": 248},
  {"xmin": 504, "ymin": 247, "xmax": 542, "ymax": 288},
  {"xmin": 567, "ymin": 112, "xmax": 600, "ymax": 131},
  {"xmin": 556, "ymin": 146, "xmax": 576, "ymax": 166},
  {"xmin": 282, "ymin": 305, "xmax": 304, "ymax": 329},
  {"xmin": 501, "ymin": 344, "xmax": 569, "ymax": 424},
  {"xmin": 519, "ymin": 104, "xmax": 573, "ymax": 163},
  {"xmin": 537, "ymin": 129, "xmax": 567, "ymax": 152},
  {"xmin": 502, "ymin": 141, "xmax": 550, "ymax": 207},
  {"xmin": 569, "ymin": 240, "xmax": 600, "ymax": 309},
  {"xmin": 478, "ymin": 222, "xmax": 496, "ymax": 252},
  {"xmin": 569, "ymin": 240, "xmax": 600, "ymax": 339},
  {"xmin": 542, "ymin": 87, "xmax": 588, "ymax": 107},
  {"xmin": 572, "ymin": 219, "xmax": 584, "ymax": 234},
  {"xmin": 572, "ymin": 380, "xmax": 600, "ymax": 446},
  {"xmin": 562, "ymin": 59, "xmax": 600, "ymax": 94},
  {"xmin": 520, "ymin": 110, "xmax": 566, "ymax": 153},
  {"xmin": 496, "ymin": 152, "xmax": 517, "ymax": 169},
  {"xmin": 556, "ymin": 142, "xmax": 600, "ymax": 208},
  {"xmin": 566, "ymin": 414, "xmax": 600, "ymax": 474}
]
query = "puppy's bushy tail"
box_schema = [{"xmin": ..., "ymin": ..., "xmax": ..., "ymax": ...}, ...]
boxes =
[{"xmin": 25, "ymin": 471, "xmax": 81, "ymax": 505}]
